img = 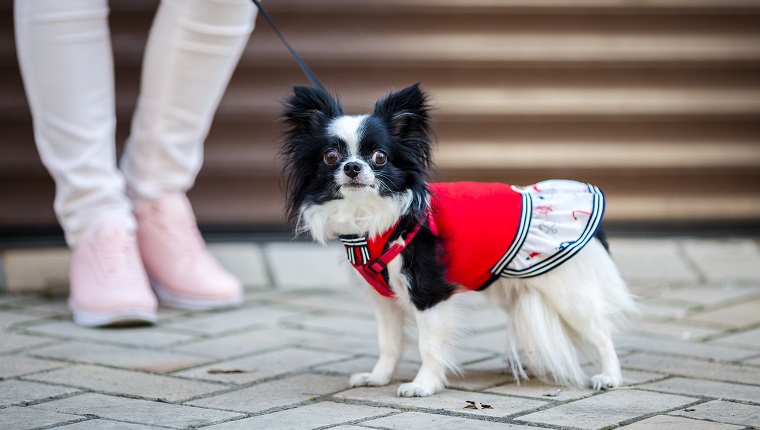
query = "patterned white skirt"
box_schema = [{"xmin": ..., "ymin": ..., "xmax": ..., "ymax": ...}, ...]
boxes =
[{"xmin": 490, "ymin": 180, "xmax": 605, "ymax": 278}]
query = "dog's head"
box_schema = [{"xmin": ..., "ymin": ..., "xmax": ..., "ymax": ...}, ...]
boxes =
[{"xmin": 280, "ymin": 84, "xmax": 434, "ymax": 242}]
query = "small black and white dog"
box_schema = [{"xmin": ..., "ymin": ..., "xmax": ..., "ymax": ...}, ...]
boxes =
[{"xmin": 280, "ymin": 84, "xmax": 637, "ymax": 397}]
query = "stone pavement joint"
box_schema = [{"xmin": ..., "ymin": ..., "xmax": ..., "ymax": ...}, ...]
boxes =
[{"xmin": 0, "ymin": 237, "xmax": 759, "ymax": 429}]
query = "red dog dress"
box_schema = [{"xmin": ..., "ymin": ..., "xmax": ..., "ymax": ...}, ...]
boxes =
[{"xmin": 339, "ymin": 180, "xmax": 605, "ymax": 298}]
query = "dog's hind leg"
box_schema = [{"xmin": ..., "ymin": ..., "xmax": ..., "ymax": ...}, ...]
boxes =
[
  {"xmin": 528, "ymin": 239, "xmax": 633, "ymax": 389},
  {"xmin": 587, "ymin": 327, "xmax": 623, "ymax": 389},
  {"xmin": 350, "ymin": 294, "xmax": 405, "ymax": 388},
  {"xmin": 397, "ymin": 298, "xmax": 462, "ymax": 397}
]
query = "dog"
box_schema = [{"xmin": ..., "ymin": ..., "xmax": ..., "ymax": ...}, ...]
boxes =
[{"xmin": 279, "ymin": 83, "xmax": 637, "ymax": 397}]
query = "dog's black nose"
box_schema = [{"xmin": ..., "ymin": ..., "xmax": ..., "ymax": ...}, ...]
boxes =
[{"xmin": 343, "ymin": 162, "xmax": 362, "ymax": 178}]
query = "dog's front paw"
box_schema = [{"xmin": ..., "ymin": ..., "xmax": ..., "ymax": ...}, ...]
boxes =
[
  {"xmin": 350, "ymin": 372, "xmax": 391, "ymax": 388},
  {"xmin": 590, "ymin": 373, "xmax": 621, "ymax": 390},
  {"xmin": 397, "ymin": 382, "xmax": 439, "ymax": 397}
]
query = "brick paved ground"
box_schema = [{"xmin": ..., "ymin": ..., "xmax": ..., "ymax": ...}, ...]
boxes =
[{"xmin": 1, "ymin": 237, "xmax": 759, "ymax": 429}]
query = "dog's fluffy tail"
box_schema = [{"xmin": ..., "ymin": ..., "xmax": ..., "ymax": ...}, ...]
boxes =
[
  {"xmin": 489, "ymin": 238, "xmax": 637, "ymax": 389},
  {"xmin": 506, "ymin": 286, "xmax": 588, "ymax": 388}
]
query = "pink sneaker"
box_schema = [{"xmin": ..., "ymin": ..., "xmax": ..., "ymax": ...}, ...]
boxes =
[
  {"xmin": 135, "ymin": 193, "xmax": 243, "ymax": 310},
  {"xmin": 68, "ymin": 220, "xmax": 158, "ymax": 327}
]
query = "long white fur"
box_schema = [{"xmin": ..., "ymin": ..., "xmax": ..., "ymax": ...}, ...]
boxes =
[
  {"xmin": 299, "ymin": 189, "xmax": 414, "ymax": 244},
  {"xmin": 485, "ymin": 238, "xmax": 636, "ymax": 389}
]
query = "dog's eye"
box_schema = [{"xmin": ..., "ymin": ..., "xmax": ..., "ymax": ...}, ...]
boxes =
[
  {"xmin": 323, "ymin": 149, "xmax": 339, "ymax": 166},
  {"xmin": 372, "ymin": 150, "xmax": 387, "ymax": 166}
]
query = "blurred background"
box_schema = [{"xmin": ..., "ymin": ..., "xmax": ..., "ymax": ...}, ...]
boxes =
[{"xmin": 2, "ymin": 0, "xmax": 759, "ymax": 242}]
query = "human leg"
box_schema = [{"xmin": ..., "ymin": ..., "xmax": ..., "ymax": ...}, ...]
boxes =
[
  {"xmin": 122, "ymin": 0, "xmax": 257, "ymax": 309},
  {"xmin": 14, "ymin": 0, "xmax": 157, "ymax": 326}
]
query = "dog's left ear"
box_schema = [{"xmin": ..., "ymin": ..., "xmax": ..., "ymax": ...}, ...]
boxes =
[{"xmin": 373, "ymin": 83, "xmax": 432, "ymax": 141}]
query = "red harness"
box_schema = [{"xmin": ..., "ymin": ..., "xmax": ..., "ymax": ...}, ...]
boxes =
[{"xmin": 339, "ymin": 217, "xmax": 428, "ymax": 298}]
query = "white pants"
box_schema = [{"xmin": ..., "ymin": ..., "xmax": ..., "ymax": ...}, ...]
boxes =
[{"xmin": 14, "ymin": 0, "xmax": 256, "ymax": 246}]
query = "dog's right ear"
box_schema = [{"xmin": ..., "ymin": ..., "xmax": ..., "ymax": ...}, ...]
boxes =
[{"xmin": 284, "ymin": 86, "xmax": 343, "ymax": 135}]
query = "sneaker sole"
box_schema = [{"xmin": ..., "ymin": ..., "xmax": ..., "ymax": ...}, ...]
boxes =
[
  {"xmin": 151, "ymin": 279, "xmax": 243, "ymax": 311},
  {"xmin": 68, "ymin": 301, "xmax": 158, "ymax": 327}
]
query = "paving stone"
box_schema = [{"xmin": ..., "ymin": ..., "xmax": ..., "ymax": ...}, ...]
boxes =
[
  {"xmin": 626, "ymin": 320, "xmax": 725, "ymax": 341},
  {"xmin": 264, "ymin": 242, "xmax": 355, "ymax": 290},
  {"xmin": 186, "ymin": 373, "xmax": 348, "ymax": 412},
  {"xmin": 0, "ymin": 405, "xmax": 85, "ymax": 430},
  {"xmin": 161, "ymin": 305, "xmax": 304, "ymax": 335},
  {"xmin": 461, "ymin": 355, "xmax": 510, "ymax": 373},
  {"xmin": 686, "ymin": 298, "xmax": 760, "ymax": 329},
  {"xmin": 485, "ymin": 378, "xmax": 595, "ymax": 402},
  {"xmin": 639, "ymin": 377, "xmax": 760, "ymax": 403},
  {"xmin": 335, "ymin": 384, "xmax": 548, "ymax": 419},
  {"xmin": 314, "ymin": 356, "xmax": 420, "ymax": 381},
  {"xmin": 174, "ymin": 347, "xmax": 352, "ymax": 384},
  {"xmin": 614, "ymin": 333, "xmax": 758, "ymax": 361},
  {"xmin": 0, "ymin": 309, "xmax": 47, "ymax": 329},
  {"xmin": 304, "ymin": 332, "xmax": 380, "ymax": 355},
  {"xmin": 711, "ymin": 327, "xmax": 760, "ymax": 349},
  {"xmin": 458, "ymin": 329, "xmax": 508, "ymax": 353},
  {"xmin": 328, "ymin": 427, "xmax": 375, "ymax": 430},
  {"xmin": 171, "ymin": 327, "xmax": 337, "ymax": 359},
  {"xmin": 681, "ymin": 239, "xmax": 760, "ymax": 283},
  {"xmin": 464, "ymin": 304, "xmax": 508, "ymax": 333},
  {"xmin": 55, "ymin": 420, "xmax": 164, "ymax": 429},
  {"xmin": 624, "ymin": 415, "xmax": 744, "ymax": 430},
  {"xmin": 626, "ymin": 282, "xmax": 668, "ymax": 298},
  {"xmin": 266, "ymin": 290, "xmax": 374, "ymax": 316},
  {"xmin": 0, "ymin": 380, "xmax": 80, "ymax": 407},
  {"xmin": 670, "ymin": 400, "xmax": 760, "ymax": 427},
  {"xmin": 242, "ymin": 288, "xmax": 296, "ymax": 302},
  {"xmin": 204, "ymin": 401, "xmax": 396, "ymax": 430},
  {"xmin": 617, "ymin": 369, "xmax": 670, "ymax": 385},
  {"xmin": 13, "ymin": 297, "xmax": 72, "ymax": 316},
  {"xmin": 288, "ymin": 314, "xmax": 378, "ymax": 336},
  {"xmin": 656, "ymin": 284, "xmax": 760, "ymax": 306},
  {"xmin": 25, "ymin": 364, "xmax": 227, "ymax": 402},
  {"xmin": 0, "ymin": 293, "xmax": 24, "ymax": 305},
  {"xmin": 328, "ymin": 427, "xmax": 371, "ymax": 430},
  {"xmin": 610, "ymin": 239, "xmax": 699, "ymax": 285},
  {"xmin": 638, "ymin": 297, "xmax": 696, "ymax": 320},
  {"xmin": 404, "ymin": 344, "xmax": 494, "ymax": 366},
  {"xmin": 29, "ymin": 341, "xmax": 211, "ymax": 373},
  {"xmin": 0, "ymin": 332, "xmax": 56, "ymax": 353},
  {"xmin": 3, "ymin": 248, "xmax": 70, "ymax": 293},
  {"xmin": 515, "ymin": 389, "xmax": 697, "ymax": 429},
  {"xmin": 32, "ymin": 393, "xmax": 244, "ymax": 428},
  {"xmin": 621, "ymin": 353, "xmax": 760, "ymax": 385},
  {"xmin": 0, "ymin": 355, "xmax": 67, "ymax": 379},
  {"xmin": 23, "ymin": 321, "xmax": 196, "ymax": 347},
  {"xmin": 363, "ymin": 411, "xmax": 538, "ymax": 430},
  {"xmin": 207, "ymin": 242, "xmax": 270, "ymax": 289},
  {"xmin": 448, "ymin": 369, "xmax": 515, "ymax": 391}
]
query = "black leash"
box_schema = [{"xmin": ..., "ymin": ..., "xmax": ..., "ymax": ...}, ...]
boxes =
[{"xmin": 250, "ymin": 0, "xmax": 327, "ymax": 93}]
